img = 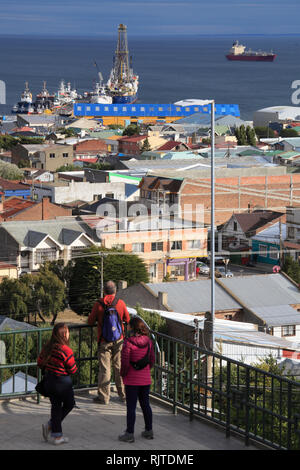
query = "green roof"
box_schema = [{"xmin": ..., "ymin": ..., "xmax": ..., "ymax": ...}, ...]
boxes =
[{"xmin": 278, "ymin": 151, "xmax": 300, "ymax": 159}]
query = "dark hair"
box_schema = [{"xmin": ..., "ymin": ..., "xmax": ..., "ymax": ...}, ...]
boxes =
[
  {"xmin": 104, "ymin": 280, "xmax": 116, "ymax": 295},
  {"xmin": 40, "ymin": 323, "xmax": 70, "ymax": 367},
  {"xmin": 129, "ymin": 316, "xmax": 149, "ymax": 337}
]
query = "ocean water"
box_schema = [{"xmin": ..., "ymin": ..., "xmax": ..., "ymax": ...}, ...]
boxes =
[{"xmin": 0, "ymin": 34, "xmax": 299, "ymax": 120}]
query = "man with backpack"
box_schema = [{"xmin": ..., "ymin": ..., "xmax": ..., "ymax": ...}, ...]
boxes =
[{"xmin": 88, "ymin": 280, "xmax": 130, "ymax": 405}]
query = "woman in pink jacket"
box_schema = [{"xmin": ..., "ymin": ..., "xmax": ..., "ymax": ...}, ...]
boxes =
[{"xmin": 119, "ymin": 316, "xmax": 155, "ymax": 443}]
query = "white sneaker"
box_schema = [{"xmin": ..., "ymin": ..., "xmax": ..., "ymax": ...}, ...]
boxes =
[{"xmin": 50, "ymin": 436, "xmax": 69, "ymax": 445}]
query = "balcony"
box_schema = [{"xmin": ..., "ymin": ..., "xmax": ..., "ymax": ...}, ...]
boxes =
[{"xmin": 1, "ymin": 324, "xmax": 300, "ymax": 450}]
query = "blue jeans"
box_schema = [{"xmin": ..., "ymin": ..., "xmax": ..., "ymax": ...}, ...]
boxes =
[
  {"xmin": 125, "ymin": 385, "xmax": 152, "ymax": 434},
  {"xmin": 44, "ymin": 373, "xmax": 75, "ymax": 437}
]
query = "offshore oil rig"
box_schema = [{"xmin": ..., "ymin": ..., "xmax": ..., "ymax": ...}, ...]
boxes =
[{"xmin": 106, "ymin": 23, "xmax": 139, "ymax": 104}]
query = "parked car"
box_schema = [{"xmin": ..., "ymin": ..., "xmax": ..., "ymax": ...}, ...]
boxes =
[
  {"xmin": 196, "ymin": 261, "xmax": 210, "ymax": 275},
  {"xmin": 215, "ymin": 266, "xmax": 234, "ymax": 278}
]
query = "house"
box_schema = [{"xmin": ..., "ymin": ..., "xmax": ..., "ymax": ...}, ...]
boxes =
[
  {"xmin": 217, "ymin": 210, "xmax": 285, "ymax": 259},
  {"xmin": 119, "ymin": 273, "xmax": 300, "ymax": 345},
  {"xmin": 29, "ymin": 180, "xmax": 126, "ymax": 204},
  {"xmin": 0, "ymin": 371, "xmax": 37, "ymax": 395},
  {"xmin": 0, "ymin": 178, "xmax": 31, "ymax": 199},
  {"xmin": 0, "ymin": 196, "xmax": 72, "ymax": 221},
  {"xmin": 156, "ymin": 141, "xmax": 191, "ymax": 152},
  {"xmin": 0, "ymin": 263, "xmax": 18, "ymax": 280},
  {"xmin": 83, "ymin": 214, "xmax": 207, "ymax": 282},
  {"xmin": 283, "ymin": 206, "xmax": 300, "ymax": 261},
  {"xmin": 117, "ymin": 135, "xmax": 149, "ymax": 156},
  {"xmin": 11, "ymin": 143, "xmax": 74, "ymax": 171},
  {"xmin": 0, "ymin": 217, "xmax": 99, "ymax": 273},
  {"xmin": 118, "ymin": 279, "xmax": 243, "ymax": 315},
  {"xmin": 73, "ymin": 139, "xmax": 111, "ymax": 158},
  {"xmin": 251, "ymin": 221, "xmax": 286, "ymax": 265},
  {"xmin": 16, "ymin": 114, "xmax": 60, "ymax": 131},
  {"xmin": 216, "ymin": 274, "xmax": 300, "ymax": 343},
  {"xmin": 128, "ymin": 306, "xmax": 300, "ymax": 365}
]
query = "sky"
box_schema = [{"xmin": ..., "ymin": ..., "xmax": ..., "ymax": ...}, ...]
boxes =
[{"xmin": 0, "ymin": 0, "xmax": 299, "ymax": 37}]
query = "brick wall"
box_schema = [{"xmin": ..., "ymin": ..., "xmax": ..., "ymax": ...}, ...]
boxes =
[
  {"xmin": 10, "ymin": 197, "xmax": 72, "ymax": 221},
  {"xmin": 74, "ymin": 139, "xmax": 108, "ymax": 155},
  {"xmin": 180, "ymin": 175, "xmax": 300, "ymax": 225}
]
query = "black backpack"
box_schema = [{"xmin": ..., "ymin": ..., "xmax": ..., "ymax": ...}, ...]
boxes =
[{"xmin": 130, "ymin": 342, "xmax": 150, "ymax": 370}]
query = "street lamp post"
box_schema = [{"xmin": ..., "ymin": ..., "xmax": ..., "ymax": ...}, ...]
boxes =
[{"xmin": 210, "ymin": 100, "xmax": 215, "ymax": 352}]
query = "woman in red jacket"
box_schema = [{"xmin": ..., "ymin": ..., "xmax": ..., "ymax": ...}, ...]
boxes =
[
  {"xmin": 119, "ymin": 316, "xmax": 155, "ymax": 443},
  {"xmin": 37, "ymin": 323, "xmax": 77, "ymax": 445}
]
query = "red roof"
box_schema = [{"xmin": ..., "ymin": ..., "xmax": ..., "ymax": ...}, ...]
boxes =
[
  {"xmin": 0, "ymin": 197, "xmax": 36, "ymax": 220},
  {"xmin": 157, "ymin": 141, "xmax": 190, "ymax": 151},
  {"xmin": 118, "ymin": 135, "xmax": 147, "ymax": 142}
]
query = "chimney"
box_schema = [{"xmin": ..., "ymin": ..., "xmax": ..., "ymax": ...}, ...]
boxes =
[
  {"xmin": 118, "ymin": 280, "xmax": 127, "ymax": 291},
  {"xmin": 158, "ymin": 291, "xmax": 168, "ymax": 309},
  {"xmin": 42, "ymin": 196, "xmax": 50, "ymax": 220}
]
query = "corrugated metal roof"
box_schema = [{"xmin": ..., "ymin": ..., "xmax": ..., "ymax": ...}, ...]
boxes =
[
  {"xmin": 146, "ymin": 279, "xmax": 241, "ymax": 313},
  {"xmin": 251, "ymin": 305, "xmax": 300, "ymax": 326},
  {"xmin": 218, "ymin": 274, "xmax": 300, "ymax": 308}
]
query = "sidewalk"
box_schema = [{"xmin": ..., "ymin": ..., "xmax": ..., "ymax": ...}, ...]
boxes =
[{"xmin": 0, "ymin": 390, "xmax": 258, "ymax": 451}]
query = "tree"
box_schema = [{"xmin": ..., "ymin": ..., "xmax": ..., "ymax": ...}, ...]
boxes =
[
  {"xmin": 69, "ymin": 246, "xmax": 149, "ymax": 316},
  {"xmin": 0, "ymin": 161, "xmax": 23, "ymax": 180},
  {"xmin": 140, "ymin": 138, "xmax": 152, "ymax": 153},
  {"xmin": 282, "ymin": 255, "xmax": 300, "ymax": 284},
  {"xmin": 280, "ymin": 128, "xmax": 299, "ymax": 138},
  {"xmin": 234, "ymin": 125, "xmax": 248, "ymax": 145},
  {"xmin": 122, "ymin": 123, "xmax": 140, "ymax": 136},
  {"xmin": 246, "ymin": 126, "xmax": 257, "ymax": 146},
  {"xmin": 0, "ymin": 278, "xmax": 31, "ymax": 321},
  {"xmin": 254, "ymin": 126, "xmax": 276, "ymax": 139},
  {"xmin": 20, "ymin": 270, "xmax": 66, "ymax": 324},
  {"xmin": 135, "ymin": 305, "xmax": 168, "ymax": 334}
]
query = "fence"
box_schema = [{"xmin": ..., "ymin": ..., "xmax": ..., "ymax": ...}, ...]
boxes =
[{"xmin": 1, "ymin": 324, "xmax": 300, "ymax": 450}]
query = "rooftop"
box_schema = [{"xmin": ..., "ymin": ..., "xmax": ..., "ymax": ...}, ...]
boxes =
[{"xmin": 0, "ymin": 390, "xmax": 257, "ymax": 451}]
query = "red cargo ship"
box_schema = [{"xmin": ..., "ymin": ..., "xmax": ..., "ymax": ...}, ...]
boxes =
[{"xmin": 226, "ymin": 41, "xmax": 276, "ymax": 62}]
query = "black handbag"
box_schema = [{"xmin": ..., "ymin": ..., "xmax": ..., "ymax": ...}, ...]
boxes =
[{"xmin": 35, "ymin": 370, "xmax": 49, "ymax": 397}]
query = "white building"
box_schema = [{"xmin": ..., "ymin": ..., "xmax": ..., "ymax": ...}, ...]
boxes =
[{"xmin": 253, "ymin": 106, "xmax": 300, "ymax": 127}]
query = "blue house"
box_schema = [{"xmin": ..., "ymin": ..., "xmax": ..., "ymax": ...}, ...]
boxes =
[
  {"xmin": 251, "ymin": 222, "xmax": 286, "ymax": 265},
  {"xmin": 0, "ymin": 177, "xmax": 31, "ymax": 199}
]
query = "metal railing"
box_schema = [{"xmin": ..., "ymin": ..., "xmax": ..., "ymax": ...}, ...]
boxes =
[{"xmin": 1, "ymin": 324, "xmax": 300, "ymax": 450}]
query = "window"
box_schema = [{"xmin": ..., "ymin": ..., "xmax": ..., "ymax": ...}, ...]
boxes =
[
  {"xmin": 49, "ymin": 153, "xmax": 55, "ymax": 158},
  {"xmin": 151, "ymin": 242, "xmax": 163, "ymax": 251},
  {"xmin": 35, "ymin": 248, "xmax": 56, "ymax": 264},
  {"xmin": 233, "ymin": 221, "xmax": 237, "ymax": 231},
  {"xmin": 282, "ymin": 325, "xmax": 296, "ymax": 337},
  {"xmin": 141, "ymin": 107, "xmax": 145, "ymax": 111},
  {"xmin": 122, "ymin": 107, "xmax": 127, "ymax": 112},
  {"xmin": 258, "ymin": 244, "xmax": 268, "ymax": 257},
  {"xmin": 112, "ymin": 244, "xmax": 125, "ymax": 250},
  {"xmin": 288, "ymin": 226, "xmax": 295, "ymax": 239},
  {"xmin": 171, "ymin": 241, "xmax": 182, "ymax": 250},
  {"xmin": 269, "ymin": 248, "xmax": 279, "ymax": 260},
  {"xmin": 132, "ymin": 107, "xmax": 136, "ymax": 112},
  {"xmin": 63, "ymin": 153, "xmax": 68, "ymax": 158},
  {"xmin": 77, "ymin": 106, "xmax": 82, "ymax": 111},
  {"xmin": 104, "ymin": 106, "xmax": 109, "ymax": 111},
  {"xmin": 149, "ymin": 264, "xmax": 157, "ymax": 280},
  {"xmin": 132, "ymin": 243, "xmax": 144, "ymax": 253},
  {"xmin": 187, "ymin": 240, "xmax": 201, "ymax": 249},
  {"xmin": 86, "ymin": 106, "xmax": 91, "ymax": 111}
]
